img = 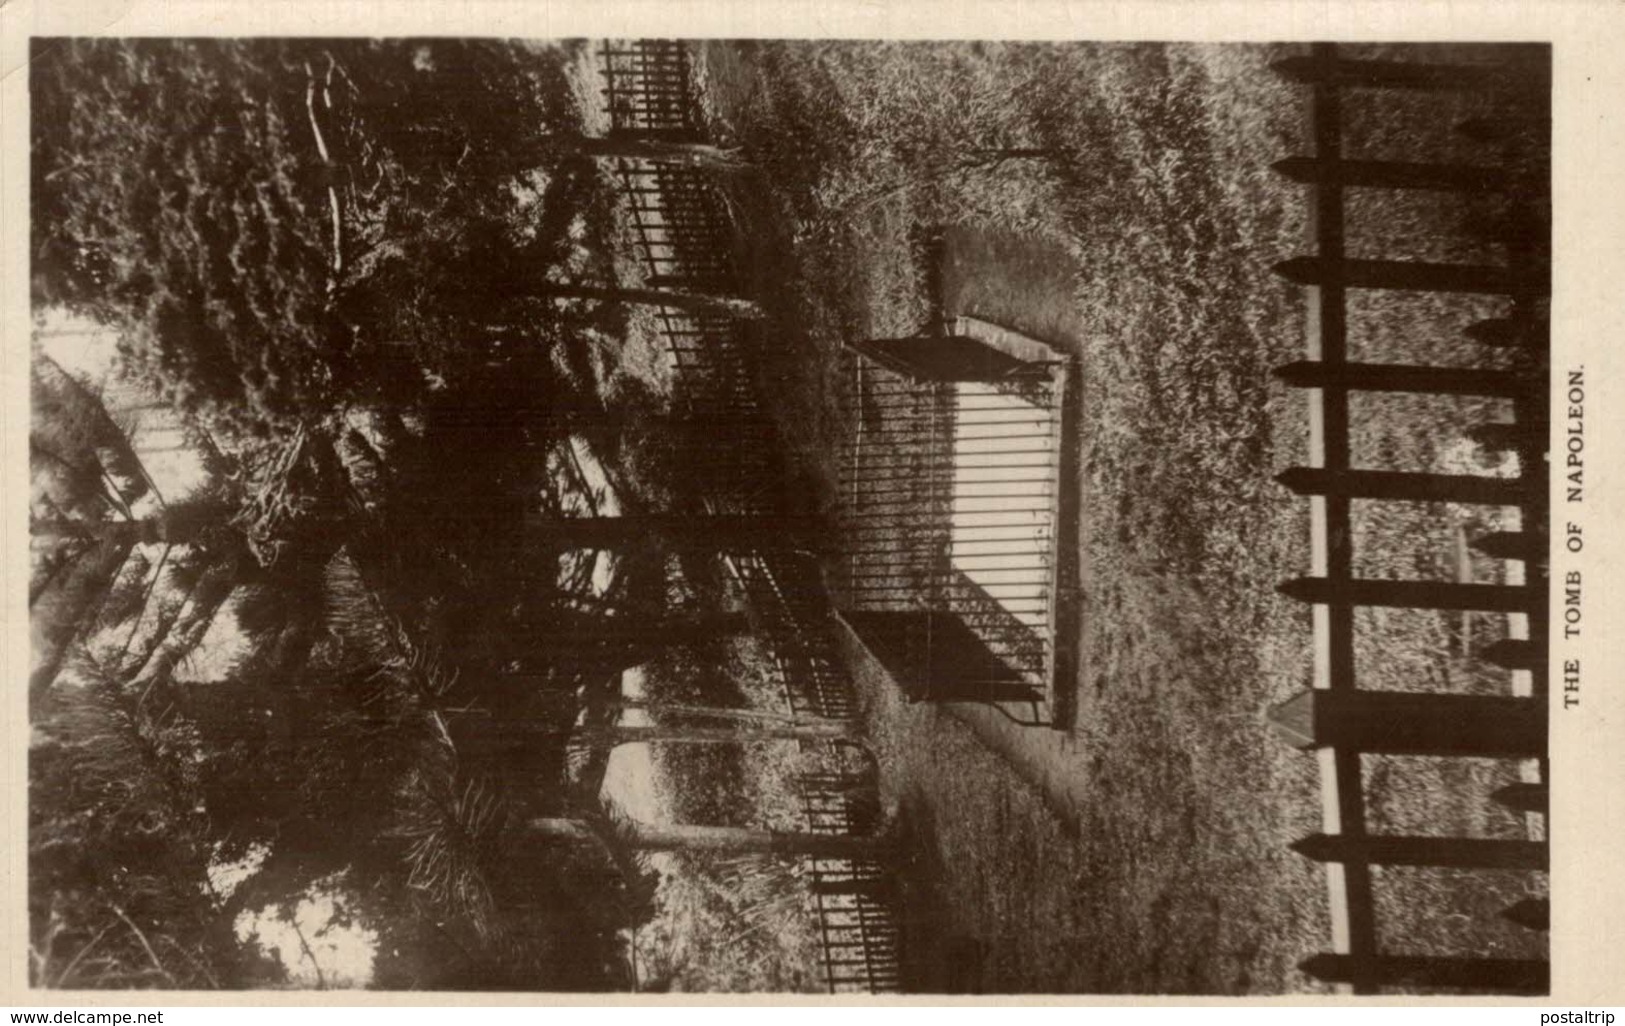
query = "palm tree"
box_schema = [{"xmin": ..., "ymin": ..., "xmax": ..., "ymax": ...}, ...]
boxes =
[
  {"xmin": 527, "ymin": 813, "xmax": 886, "ymax": 860},
  {"xmin": 28, "ymin": 650, "xmax": 270, "ymax": 988},
  {"xmin": 29, "ymin": 355, "xmax": 184, "ymax": 700}
]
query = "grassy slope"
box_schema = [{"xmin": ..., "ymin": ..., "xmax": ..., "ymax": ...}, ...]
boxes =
[{"xmin": 697, "ymin": 40, "xmax": 1546, "ymax": 993}]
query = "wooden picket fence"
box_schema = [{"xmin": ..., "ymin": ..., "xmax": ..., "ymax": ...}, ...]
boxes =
[{"xmin": 1265, "ymin": 44, "xmax": 1551, "ymax": 995}]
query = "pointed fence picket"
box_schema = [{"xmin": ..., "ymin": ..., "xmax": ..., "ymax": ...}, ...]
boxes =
[{"xmin": 1265, "ymin": 43, "xmax": 1550, "ymax": 996}]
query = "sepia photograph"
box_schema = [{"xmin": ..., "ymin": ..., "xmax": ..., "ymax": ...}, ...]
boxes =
[{"xmin": 16, "ymin": 18, "xmax": 1568, "ymax": 997}]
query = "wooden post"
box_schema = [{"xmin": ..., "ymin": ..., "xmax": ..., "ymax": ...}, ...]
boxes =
[
  {"xmin": 1273, "ymin": 256, "xmax": 1541, "ymax": 295},
  {"xmin": 1300, "ymin": 953, "xmax": 1548, "ymax": 994},
  {"xmin": 1471, "ymin": 530, "xmax": 1545, "ymax": 563},
  {"xmin": 1465, "ymin": 316, "xmax": 1547, "ymax": 349},
  {"xmin": 1270, "ymin": 55, "xmax": 1548, "ymax": 92},
  {"xmin": 1481, "ymin": 638, "xmax": 1542, "ymax": 670},
  {"xmin": 1467, "ymin": 421, "xmax": 1540, "ymax": 453},
  {"xmin": 1493, "ymin": 782, "xmax": 1549, "ymax": 815},
  {"xmin": 1457, "ymin": 116, "xmax": 1550, "ymax": 146},
  {"xmin": 527, "ymin": 816, "xmax": 886, "ymax": 859},
  {"xmin": 1292, "ymin": 832, "xmax": 1548, "ymax": 870},
  {"xmin": 1279, "ymin": 576, "xmax": 1538, "ymax": 612},
  {"xmin": 1273, "ymin": 156, "xmax": 1507, "ymax": 193},
  {"xmin": 1502, "ymin": 898, "xmax": 1551, "ymax": 932},
  {"xmin": 1273, "ymin": 360, "xmax": 1525, "ymax": 397},
  {"xmin": 1461, "ymin": 206, "xmax": 1544, "ymax": 246},
  {"xmin": 1277, "ymin": 466, "xmax": 1530, "ymax": 505},
  {"xmin": 1268, "ymin": 688, "xmax": 1546, "ymax": 758}
]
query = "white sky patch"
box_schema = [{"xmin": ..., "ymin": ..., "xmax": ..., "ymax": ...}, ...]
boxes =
[
  {"xmin": 598, "ymin": 667, "xmax": 674, "ymax": 875},
  {"xmin": 235, "ymin": 877, "xmax": 378, "ymax": 990},
  {"xmin": 590, "ymin": 551, "xmax": 617, "ymax": 596},
  {"xmin": 173, "ymin": 592, "xmax": 253, "ymax": 683},
  {"xmin": 37, "ymin": 309, "xmax": 209, "ymax": 505},
  {"xmin": 207, "ymin": 841, "xmax": 270, "ymax": 901},
  {"xmin": 602, "ymin": 741, "xmax": 661, "ymax": 826},
  {"xmin": 36, "ymin": 309, "xmax": 119, "ymax": 378},
  {"xmin": 621, "ymin": 665, "xmax": 646, "ymax": 701},
  {"xmin": 567, "ymin": 435, "xmax": 622, "ymax": 515}
]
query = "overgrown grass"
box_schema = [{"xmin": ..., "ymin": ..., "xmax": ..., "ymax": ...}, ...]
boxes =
[{"xmin": 699, "ymin": 40, "xmax": 1548, "ymax": 993}]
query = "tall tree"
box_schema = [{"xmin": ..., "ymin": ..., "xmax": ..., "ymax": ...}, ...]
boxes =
[
  {"xmin": 528, "ymin": 816, "xmax": 885, "ymax": 860},
  {"xmin": 32, "ymin": 38, "xmax": 752, "ymax": 445}
]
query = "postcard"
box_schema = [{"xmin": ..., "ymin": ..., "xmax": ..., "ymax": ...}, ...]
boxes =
[{"xmin": 3, "ymin": 0, "xmax": 1621, "ymax": 1005}]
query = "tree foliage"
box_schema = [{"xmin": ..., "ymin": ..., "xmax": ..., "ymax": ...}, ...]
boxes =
[
  {"xmin": 29, "ymin": 652, "xmax": 283, "ymax": 989},
  {"xmin": 28, "ymin": 37, "xmax": 716, "ymax": 992},
  {"xmin": 31, "ymin": 38, "xmax": 585, "ymax": 438}
]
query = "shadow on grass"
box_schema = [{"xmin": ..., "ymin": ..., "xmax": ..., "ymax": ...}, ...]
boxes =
[{"xmin": 891, "ymin": 790, "xmax": 990, "ymax": 995}]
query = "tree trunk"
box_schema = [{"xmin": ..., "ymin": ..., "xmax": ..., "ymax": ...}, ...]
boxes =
[
  {"xmin": 527, "ymin": 817, "xmax": 884, "ymax": 859},
  {"xmin": 542, "ymin": 608, "xmax": 751, "ymax": 647},
  {"xmin": 532, "ymin": 608, "xmax": 753, "ymax": 676},
  {"xmin": 471, "ymin": 131, "xmax": 751, "ymax": 178},
  {"xmin": 460, "ymin": 720, "xmax": 855, "ymax": 747},
  {"xmin": 593, "ymin": 699, "xmax": 847, "ymax": 729},
  {"xmin": 569, "ymin": 721, "xmax": 855, "ymax": 746},
  {"xmin": 572, "ymin": 133, "xmax": 750, "ymax": 170},
  {"xmin": 524, "ymin": 282, "xmax": 763, "ymax": 321},
  {"xmin": 128, "ymin": 566, "xmax": 238, "ymax": 690},
  {"xmin": 32, "ymin": 517, "xmax": 158, "ymax": 547},
  {"xmin": 523, "ymin": 513, "xmax": 827, "ymax": 555}
]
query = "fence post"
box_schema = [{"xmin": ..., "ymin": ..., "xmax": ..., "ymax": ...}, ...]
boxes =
[
  {"xmin": 1273, "ymin": 156, "xmax": 1507, "ymax": 193},
  {"xmin": 1300, "ymin": 953, "xmax": 1548, "ymax": 993},
  {"xmin": 1273, "ymin": 360, "xmax": 1527, "ymax": 397},
  {"xmin": 1271, "ymin": 40, "xmax": 1551, "ymax": 1000},
  {"xmin": 1273, "ymin": 255, "xmax": 1543, "ymax": 295},
  {"xmin": 1292, "ymin": 833, "xmax": 1548, "ymax": 870},
  {"xmin": 1278, "ymin": 576, "xmax": 1538, "ymax": 612},
  {"xmin": 1277, "ymin": 466, "xmax": 1533, "ymax": 505},
  {"xmin": 1270, "ymin": 55, "xmax": 1548, "ymax": 92},
  {"xmin": 1268, "ymin": 688, "xmax": 1546, "ymax": 758}
]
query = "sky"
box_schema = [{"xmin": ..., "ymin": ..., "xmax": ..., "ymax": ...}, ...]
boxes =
[
  {"xmin": 34, "ymin": 309, "xmax": 379, "ymax": 986},
  {"xmin": 35, "ymin": 307, "xmax": 209, "ymax": 507}
]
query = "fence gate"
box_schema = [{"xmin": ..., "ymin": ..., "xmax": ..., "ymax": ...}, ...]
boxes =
[
  {"xmin": 1265, "ymin": 43, "xmax": 1550, "ymax": 995},
  {"xmin": 730, "ymin": 550, "xmax": 904, "ymax": 992}
]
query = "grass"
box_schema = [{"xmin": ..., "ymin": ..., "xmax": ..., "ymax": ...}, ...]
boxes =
[{"xmin": 693, "ymin": 40, "xmax": 1549, "ymax": 993}]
